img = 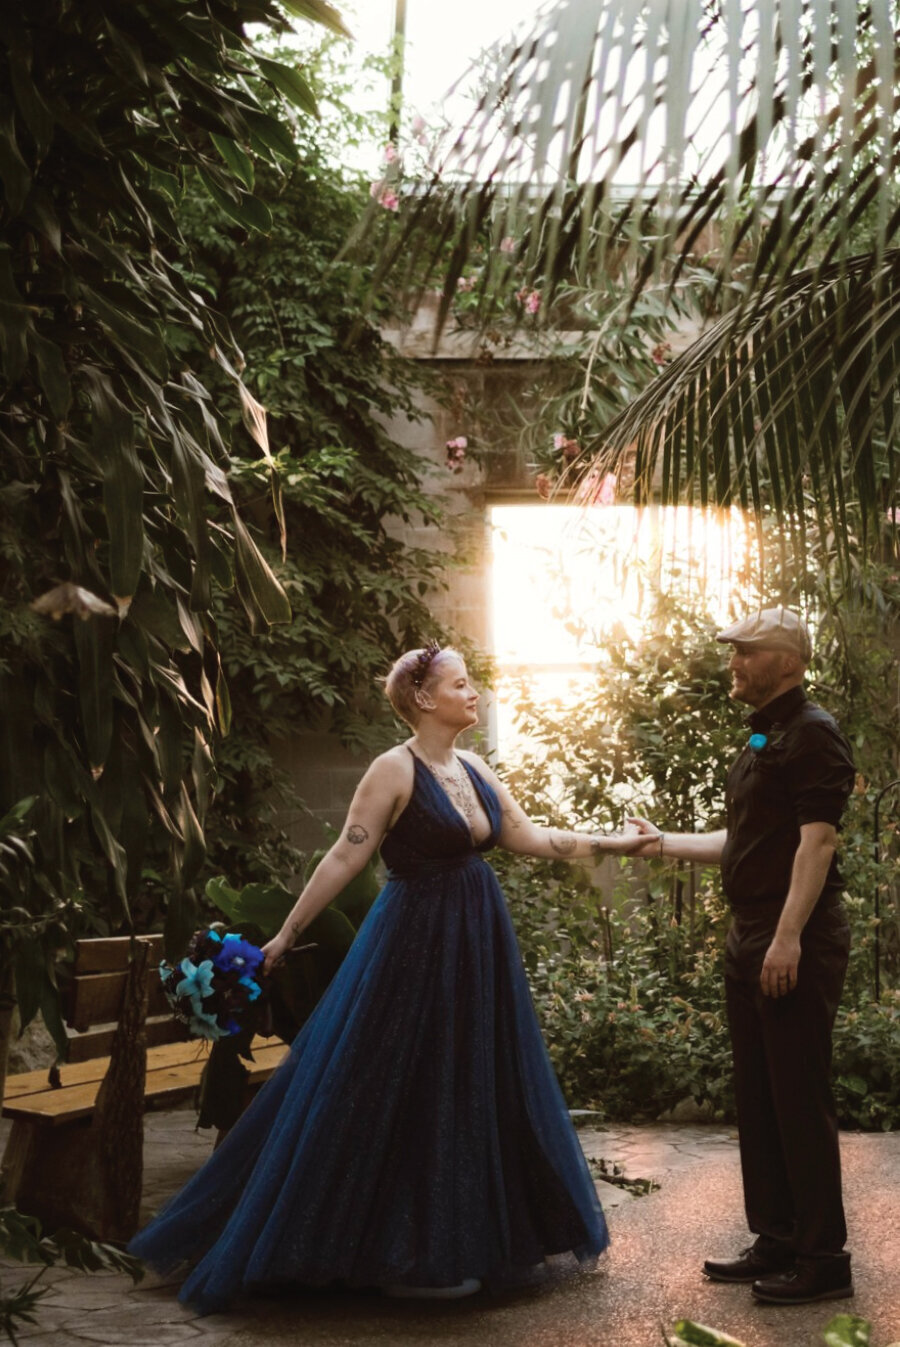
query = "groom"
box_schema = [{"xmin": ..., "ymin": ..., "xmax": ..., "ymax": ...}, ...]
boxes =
[{"xmin": 630, "ymin": 607, "xmax": 855, "ymax": 1305}]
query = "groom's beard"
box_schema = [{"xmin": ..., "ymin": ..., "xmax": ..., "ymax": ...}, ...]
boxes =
[{"xmin": 729, "ymin": 656, "xmax": 785, "ymax": 709}]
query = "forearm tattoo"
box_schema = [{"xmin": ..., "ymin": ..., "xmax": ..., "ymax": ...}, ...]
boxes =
[
  {"xmin": 346, "ymin": 824, "xmax": 369, "ymax": 844},
  {"xmin": 549, "ymin": 832, "xmax": 577, "ymax": 856}
]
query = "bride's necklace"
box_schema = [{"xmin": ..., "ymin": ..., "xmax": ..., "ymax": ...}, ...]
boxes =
[{"xmin": 418, "ymin": 748, "xmax": 477, "ymax": 825}]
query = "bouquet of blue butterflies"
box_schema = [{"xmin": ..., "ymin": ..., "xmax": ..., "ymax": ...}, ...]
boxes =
[{"xmin": 160, "ymin": 928, "xmax": 266, "ymax": 1041}]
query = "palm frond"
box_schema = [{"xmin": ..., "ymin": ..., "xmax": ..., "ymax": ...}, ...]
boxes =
[
  {"xmin": 377, "ymin": 1, "xmax": 899, "ymax": 325},
  {"xmin": 579, "ymin": 248, "xmax": 900, "ymax": 557}
]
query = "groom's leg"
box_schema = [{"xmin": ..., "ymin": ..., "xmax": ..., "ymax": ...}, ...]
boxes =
[
  {"xmin": 757, "ymin": 938, "xmax": 848, "ymax": 1258},
  {"xmin": 724, "ymin": 970, "xmax": 795, "ymax": 1251}
]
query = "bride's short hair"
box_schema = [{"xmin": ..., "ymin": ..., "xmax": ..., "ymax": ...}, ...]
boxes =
[{"xmin": 384, "ymin": 644, "xmax": 462, "ymax": 726}]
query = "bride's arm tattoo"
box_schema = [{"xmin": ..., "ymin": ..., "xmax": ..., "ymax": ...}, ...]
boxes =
[
  {"xmin": 549, "ymin": 832, "xmax": 577, "ymax": 856},
  {"xmin": 346, "ymin": 824, "xmax": 369, "ymax": 844},
  {"xmin": 503, "ymin": 809, "xmax": 521, "ymax": 830}
]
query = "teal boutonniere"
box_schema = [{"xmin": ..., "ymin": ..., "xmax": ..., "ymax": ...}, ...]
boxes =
[{"xmin": 748, "ymin": 728, "xmax": 786, "ymax": 753}]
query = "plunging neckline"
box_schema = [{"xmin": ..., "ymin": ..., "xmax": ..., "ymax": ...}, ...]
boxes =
[{"xmin": 407, "ymin": 747, "xmax": 493, "ymax": 847}]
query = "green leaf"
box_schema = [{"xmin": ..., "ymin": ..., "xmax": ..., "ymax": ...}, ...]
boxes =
[
  {"xmin": 669, "ymin": 1322, "xmax": 746, "ymax": 1347},
  {"xmin": 197, "ymin": 166, "xmax": 272, "ymax": 232},
  {"xmin": 176, "ymin": 781, "xmax": 206, "ymax": 891},
  {"xmin": 207, "ymin": 880, "xmax": 295, "ymax": 937},
  {"xmin": 822, "ymin": 1315, "xmax": 872, "ymax": 1347},
  {"xmin": 27, "ymin": 331, "xmax": 71, "ymax": 419},
  {"xmin": 85, "ymin": 286, "xmax": 168, "ymax": 378},
  {"xmin": 279, "ymin": 0, "xmax": 353, "ymax": 40},
  {"xmin": 303, "ymin": 906, "xmax": 357, "ymax": 956},
  {"xmin": 0, "ymin": 298, "xmax": 30, "ymax": 381},
  {"xmin": 231, "ymin": 511, "xmax": 291, "ymax": 630},
  {"xmin": 90, "ymin": 380, "xmax": 144, "ymax": 602},
  {"xmin": 13, "ymin": 939, "xmax": 45, "ymax": 1034},
  {"xmin": 9, "ymin": 64, "xmax": 54, "ymax": 160},
  {"xmin": 0, "ymin": 108, "xmax": 31, "ymax": 215},
  {"xmin": 210, "ymin": 134, "xmax": 255, "ymax": 191},
  {"xmin": 244, "ymin": 108, "xmax": 298, "ymax": 163},
  {"xmin": 255, "ymin": 57, "xmax": 318, "ymax": 119},
  {"xmin": 203, "ymin": 877, "xmax": 241, "ymax": 923},
  {"xmin": 73, "ymin": 609, "xmax": 116, "ymax": 772}
]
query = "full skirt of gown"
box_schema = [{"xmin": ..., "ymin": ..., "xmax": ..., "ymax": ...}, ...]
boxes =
[{"xmin": 128, "ymin": 754, "xmax": 608, "ymax": 1313}]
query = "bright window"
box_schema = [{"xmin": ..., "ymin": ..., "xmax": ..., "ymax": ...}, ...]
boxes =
[{"xmin": 489, "ymin": 503, "xmax": 753, "ymax": 763}]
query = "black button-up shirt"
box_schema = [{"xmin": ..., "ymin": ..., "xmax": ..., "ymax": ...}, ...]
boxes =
[{"xmin": 720, "ymin": 685, "xmax": 855, "ymax": 915}]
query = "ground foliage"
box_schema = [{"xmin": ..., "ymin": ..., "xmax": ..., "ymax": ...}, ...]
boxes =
[{"xmin": 495, "ymin": 567, "xmax": 900, "ymax": 1128}]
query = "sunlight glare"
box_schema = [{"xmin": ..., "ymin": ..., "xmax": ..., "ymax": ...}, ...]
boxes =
[{"xmin": 490, "ymin": 503, "xmax": 753, "ymax": 763}]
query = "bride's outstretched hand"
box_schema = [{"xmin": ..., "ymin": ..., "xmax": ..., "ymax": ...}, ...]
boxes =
[
  {"xmin": 624, "ymin": 815, "xmax": 665, "ymax": 857},
  {"xmin": 594, "ymin": 821, "xmax": 647, "ymax": 855}
]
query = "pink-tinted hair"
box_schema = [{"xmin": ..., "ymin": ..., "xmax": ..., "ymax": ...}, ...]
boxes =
[{"xmin": 384, "ymin": 645, "xmax": 463, "ymax": 726}]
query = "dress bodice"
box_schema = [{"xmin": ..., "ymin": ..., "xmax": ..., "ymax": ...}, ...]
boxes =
[{"xmin": 379, "ymin": 753, "xmax": 502, "ymax": 876}]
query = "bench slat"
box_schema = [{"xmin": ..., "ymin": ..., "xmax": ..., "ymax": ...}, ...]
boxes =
[
  {"xmin": 66, "ymin": 1015, "xmax": 185, "ymax": 1063},
  {"xmin": 2, "ymin": 1038, "xmax": 288, "ymax": 1123},
  {"xmin": 73, "ymin": 935, "xmax": 165, "ymax": 975},
  {"xmin": 66, "ymin": 969, "xmax": 170, "ymax": 1032}
]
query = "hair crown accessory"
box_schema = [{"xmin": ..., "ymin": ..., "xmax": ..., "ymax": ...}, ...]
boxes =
[{"xmin": 411, "ymin": 640, "xmax": 442, "ymax": 688}]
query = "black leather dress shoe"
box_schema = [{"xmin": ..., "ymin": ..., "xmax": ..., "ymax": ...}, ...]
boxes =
[
  {"xmin": 703, "ymin": 1246, "xmax": 794, "ymax": 1283},
  {"xmin": 752, "ymin": 1255, "xmax": 853, "ymax": 1304}
]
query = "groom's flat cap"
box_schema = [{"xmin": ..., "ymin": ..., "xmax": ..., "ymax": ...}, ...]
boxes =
[{"xmin": 715, "ymin": 607, "xmax": 812, "ymax": 662}]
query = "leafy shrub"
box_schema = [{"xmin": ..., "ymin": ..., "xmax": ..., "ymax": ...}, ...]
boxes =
[{"xmin": 495, "ymin": 589, "xmax": 900, "ymax": 1127}]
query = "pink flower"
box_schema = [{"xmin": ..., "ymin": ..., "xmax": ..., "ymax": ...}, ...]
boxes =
[
  {"xmin": 535, "ymin": 473, "xmax": 553, "ymax": 500},
  {"xmin": 411, "ymin": 113, "xmax": 427, "ymax": 143},
  {"xmin": 499, "ymin": 236, "xmax": 517, "ymax": 253},
  {"xmin": 456, "ymin": 275, "xmax": 476, "ymax": 291},
  {"xmin": 553, "ymin": 433, "xmax": 580, "ymax": 461},
  {"xmin": 650, "ymin": 341, "xmax": 672, "ymax": 367},
  {"xmin": 445, "ymin": 436, "xmax": 467, "ymax": 472},
  {"xmin": 369, "ymin": 181, "xmax": 399, "ymax": 211},
  {"xmin": 515, "ymin": 287, "xmax": 541, "ymax": 314},
  {"xmin": 383, "ymin": 142, "xmax": 399, "ymax": 164},
  {"xmin": 575, "ymin": 470, "xmax": 617, "ymax": 506}
]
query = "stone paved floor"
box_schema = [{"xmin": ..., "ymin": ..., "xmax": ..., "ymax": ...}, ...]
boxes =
[{"xmin": 2, "ymin": 1109, "xmax": 899, "ymax": 1347}]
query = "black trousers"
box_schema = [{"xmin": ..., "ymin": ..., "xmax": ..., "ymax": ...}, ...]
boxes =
[{"xmin": 724, "ymin": 905, "xmax": 850, "ymax": 1258}]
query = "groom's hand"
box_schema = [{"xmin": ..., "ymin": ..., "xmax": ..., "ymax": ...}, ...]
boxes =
[
  {"xmin": 760, "ymin": 934, "xmax": 801, "ymax": 997},
  {"xmin": 624, "ymin": 816, "xmax": 665, "ymax": 857}
]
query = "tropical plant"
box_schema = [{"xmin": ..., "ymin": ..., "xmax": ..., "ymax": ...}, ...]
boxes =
[
  {"xmin": 194, "ymin": 851, "xmax": 379, "ymax": 1133},
  {"xmin": 0, "ymin": 0, "xmax": 350, "ymax": 1064},
  {"xmin": 494, "ymin": 552, "xmax": 900, "ymax": 1126},
  {"xmin": 0, "ymin": 1205, "xmax": 143, "ymax": 1347},
  {"xmin": 158, "ymin": 43, "xmax": 454, "ymax": 892},
  {"xmin": 370, "ymin": 0, "xmax": 900, "ymax": 566},
  {"xmin": 665, "ymin": 1314, "xmax": 878, "ymax": 1347}
]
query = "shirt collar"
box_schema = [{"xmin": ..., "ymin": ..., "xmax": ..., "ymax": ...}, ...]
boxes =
[{"xmin": 745, "ymin": 684, "xmax": 807, "ymax": 732}]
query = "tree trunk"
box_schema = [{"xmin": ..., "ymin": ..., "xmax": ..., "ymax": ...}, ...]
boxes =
[
  {"xmin": 0, "ymin": 956, "xmax": 17, "ymax": 1114},
  {"xmin": 5, "ymin": 940, "xmax": 150, "ymax": 1240}
]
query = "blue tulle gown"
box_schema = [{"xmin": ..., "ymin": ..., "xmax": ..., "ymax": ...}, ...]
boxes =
[{"xmin": 129, "ymin": 752, "xmax": 609, "ymax": 1313}]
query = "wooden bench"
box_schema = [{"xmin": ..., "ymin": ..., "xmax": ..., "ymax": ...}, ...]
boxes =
[{"xmin": 1, "ymin": 935, "xmax": 288, "ymax": 1238}]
